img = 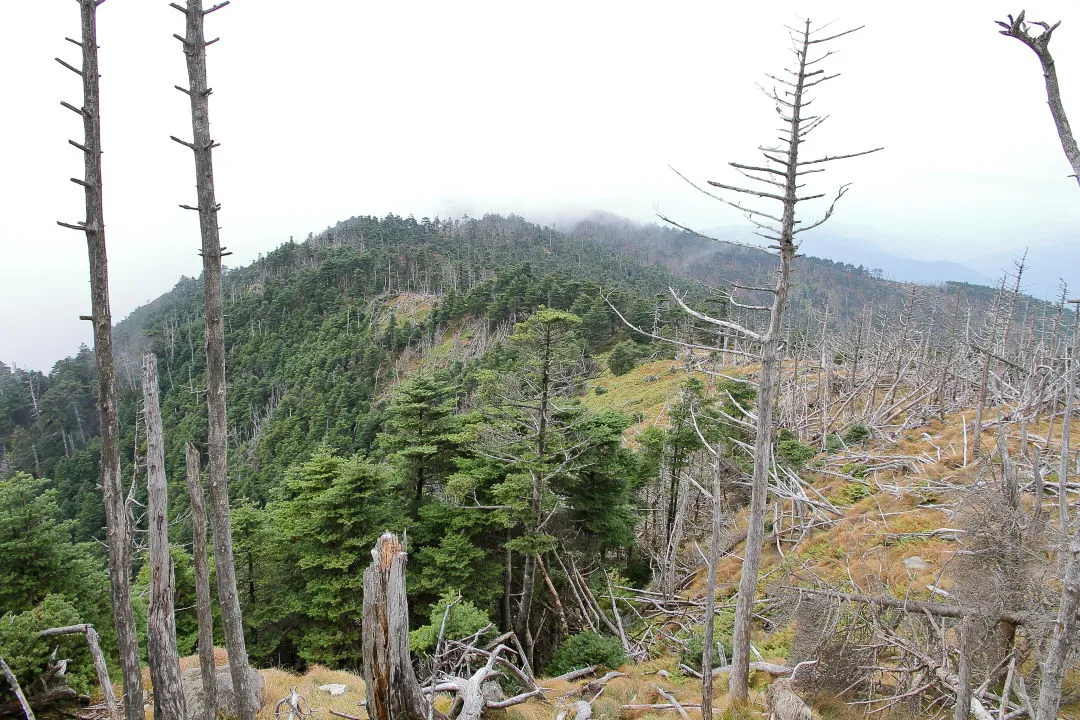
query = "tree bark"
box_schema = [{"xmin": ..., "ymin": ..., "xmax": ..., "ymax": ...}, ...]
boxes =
[
  {"xmin": 1035, "ymin": 525, "xmax": 1080, "ymax": 720},
  {"xmin": 0, "ymin": 657, "xmax": 34, "ymax": 720},
  {"xmin": 175, "ymin": 4, "xmax": 257, "ymax": 719},
  {"xmin": 58, "ymin": 4, "xmax": 143, "ymax": 718},
  {"xmin": 700, "ymin": 453, "xmax": 724, "ymax": 720},
  {"xmin": 1059, "ymin": 303, "xmax": 1079, "ymax": 533},
  {"xmin": 954, "ymin": 616, "xmax": 972, "ymax": 720},
  {"xmin": 362, "ymin": 533, "xmax": 429, "ymax": 720},
  {"xmin": 143, "ymin": 354, "xmax": 186, "ymax": 720},
  {"xmin": 186, "ymin": 443, "xmax": 217, "ymax": 720}
]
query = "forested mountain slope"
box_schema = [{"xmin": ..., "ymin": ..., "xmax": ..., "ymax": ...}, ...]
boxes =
[
  {"xmin": 3, "ymin": 211, "xmax": 954, "ymax": 496},
  {"xmin": 0, "ymin": 211, "xmax": 1058, "ymax": 699}
]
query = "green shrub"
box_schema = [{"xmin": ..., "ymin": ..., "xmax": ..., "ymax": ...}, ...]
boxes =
[
  {"xmin": 594, "ymin": 385, "xmax": 609, "ymax": 395},
  {"xmin": 679, "ymin": 612, "xmax": 734, "ymax": 672},
  {"xmin": 777, "ymin": 438, "xmax": 816, "ymax": 468},
  {"xmin": 409, "ymin": 589, "xmax": 493, "ymax": 654},
  {"xmin": 546, "ymin": 631, "xmax": 628, "ymax": 676},
  {"xmin": 833, "ymin": 482, "xmax": 871, "ymax": 505},
  {"xmin": 825, "ymin": 434, "xmax": 844, "ymax": 452},
  {"xmin": 0, "ymin": 595, "xmax": 94, "ymax": 698},
  {"xmin": 607, "ymin": 341, "xmax": 641, "ymax": 376},
  {"xmin": 842, "ymin": 424, "xmax": 871, "ymax": 445}
]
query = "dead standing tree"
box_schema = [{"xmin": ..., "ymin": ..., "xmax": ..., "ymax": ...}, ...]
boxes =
[
  {"xmin": 362, "ymin": 533, "xmax": 434, "ymax": 720},
  {"xmin": 171, "ymin": 3, "xmax": 258, "ymax": 719},
  {"xmin": 143, "ymin": 354, "xmax": 186, "ymax": 720},
  {"xmin": 625, "ymin": 18, "xmax": 880, "ymax": 704},
  {"xmin": 185, "ymin": 443, "xmax": 216, "ymax": 720},
  {"xmin": 999, "ymin": 12, "xmax": 1080, "ymax": 720},
  {"xmin": 55, "ymin": 3, "xmax": 143, "ymax": 718}
]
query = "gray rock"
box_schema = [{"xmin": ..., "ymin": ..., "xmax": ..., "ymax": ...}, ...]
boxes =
[
  {"xmin": 181, "ymin": 665, "xmax": 264, "ymax": 720},
  {"xmin": 903, "ymin": 556, "xmax": 933, "ymax": 571}
]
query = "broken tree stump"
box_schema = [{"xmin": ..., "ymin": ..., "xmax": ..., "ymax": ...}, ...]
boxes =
[{"xmin": 361, "ymin": 532, "xmax": 430, "ymax": 720}]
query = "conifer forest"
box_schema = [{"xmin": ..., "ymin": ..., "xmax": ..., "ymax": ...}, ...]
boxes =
[{"xmin": 6, "ymin": 3, "xmax": 1080, "ymax": 720}]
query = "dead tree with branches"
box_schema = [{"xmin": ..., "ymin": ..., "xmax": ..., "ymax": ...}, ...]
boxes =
[
  {"xmin": 998, "ymin": 11, "xmax": 1080, "ymax": 187},
  {"xmin": 55, "ymin": 3, "xmax": 143, "ymax": 718},
  {"xmin": 618, "ymin": 18, "xmax": 880, "ymax": 702},
  {"xmin": 171, "ymin": 3, "xmax": 258, "ymax": 719},
  {"xmin": 999, "ymin": 12, "xmax": 1080, "ymax": 720}
]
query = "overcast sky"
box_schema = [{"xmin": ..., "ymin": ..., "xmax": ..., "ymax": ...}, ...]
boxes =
[{"xmin": 3, "ymin": 1, "xmax": 1080, "ymax": 371}]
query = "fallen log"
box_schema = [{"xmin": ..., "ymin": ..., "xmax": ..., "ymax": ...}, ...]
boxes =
[
  {"xmin": 550, "ymin": 666, "xmax": 599, "ymax": 683},
  {"xmin": 39, "ymin": 625, "xmax": 119, "ymax": 720},
  {"xmin": 654, "ymin": 687, "xmax": 689, "ymax": 720},
  {"xmin": 786, "ymin": 587, "xmax": 1027, "ymax": 626},
  {"xmin": 582, "ymin": 671, "xmax": 627, "ymax": 695},
  {"xmin": 0, "ymin": 688, "xmax": 86, "ymax": 720},
  {"xmin": 679, "ymin": 661, "xmax": 796, "ymax": 678}
]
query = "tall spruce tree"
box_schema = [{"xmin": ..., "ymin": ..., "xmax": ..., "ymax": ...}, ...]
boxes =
[
  {"xmin": 270, "ymin": 447, "xmax": 390, "ymax": 666},
  {"xmin": 376, "ymin": 374, "xmax": 461, "ymax": 519}
]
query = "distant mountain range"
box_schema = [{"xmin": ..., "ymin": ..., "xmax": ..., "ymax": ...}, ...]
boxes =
[{"xmin": 701, "ymin": 224, "xmax": 1078, "ymax": 300}]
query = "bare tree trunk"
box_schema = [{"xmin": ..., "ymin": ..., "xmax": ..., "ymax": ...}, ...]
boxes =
[
  {"xmin": 173, "ymin": 4, "xmax": 257, "ymax": 719},
  {"xmin": 1059, "ymin": 302, "xmax": 1079, "ymax": 532},
  {"xmin": 143, "ymin": 354, "xmax": 186, "ymax": 720},
  {"xmin": 1036, "ymin": 524, "xmax": 1080, "ymax": 720},
  {"xmin": 954, "ymin": 617, "xmax": 972, "ymax": 720},
  {"xmin": 701, "ymin": 453, "xmax": 725, "ymax": 720},
  {"xmin": 362, "ymin": 533, "xmax": 429, "ymax": 720},
  {"xmin": 40, "ymin": 625, "xmax": 118, "ymax": 720},
  {"xmin": 0, "ymin": 657, "xmax": 35, "ymax": 720},
  {"xmin": 536, "ymin": 554, "xmax": 569, "ymax": 639},
  {"xmin": 55, "ymin": 4, "xmax": 142, "ymax": 718},
  {"xmin": 186, "ymin": 443, "xmax": 217, "ymax": 720}
]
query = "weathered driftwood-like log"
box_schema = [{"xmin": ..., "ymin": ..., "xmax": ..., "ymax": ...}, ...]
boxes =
[
  {"xmin": 185, "ymin": 443, "xmax": 216, "ymax": 720},
  {"xmin": 39, "ymin": 625, "xmax": 118, "ymax": 720},
  {"xmin": 143, "ymin": 354, "xmax": 186, "ymax": 720},
  {"xmin": 428, "ymin": 645, "xmax": 543, "ymax": 720},
  {"xmin": 679, "ymin": 661, "xmax": 796, "ymax": 679},
  {"xmin": 654, "ymin": 686, "xmax": 690, "ymax": 720},
  {"xmin": 581, "ymin": 671, "xmax": 627, "ymax": 695},
  {"xmin": 362, "ymin": 533, "xmax": 430, "ymax": 720},
  {"xmin": 0, "ymin": 657, "xmax": 34, "ymax": 720},
  {"xmin": 550, "ymin": 666, "xmax": 599, "ymax": 683}
]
